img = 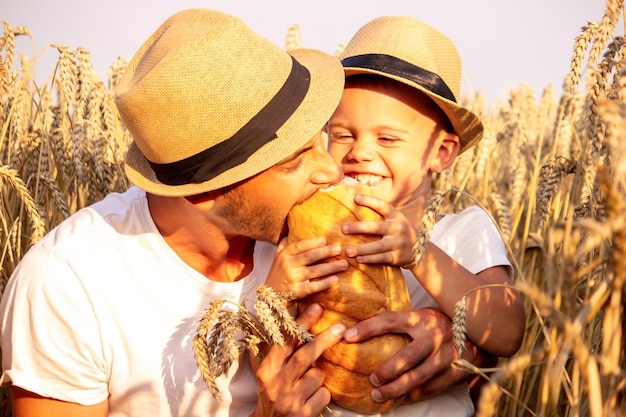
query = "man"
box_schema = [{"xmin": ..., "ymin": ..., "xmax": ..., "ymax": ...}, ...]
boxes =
[{"xmin": 0, "ymin": 9, "xmax": 347, "ymax": 417}]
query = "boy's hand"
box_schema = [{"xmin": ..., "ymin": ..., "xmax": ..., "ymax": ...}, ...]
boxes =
[
  {"xmin": 341, "ymin": 194, "xmax": 418, "ymax": 268},
  {"xmin": 265, "ymin": 236, "xmax": 347, "ymax": 299}
]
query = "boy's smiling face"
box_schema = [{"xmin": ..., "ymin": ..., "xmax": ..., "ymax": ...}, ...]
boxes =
[{"xmin": 327, "ymin": 76, "xmax": 458, "ymax": 208}]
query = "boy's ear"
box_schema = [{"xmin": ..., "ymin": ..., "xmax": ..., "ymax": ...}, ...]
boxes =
[{"xmin": 430, "ymin": 132, "xmax": 460, "ymax": 172}]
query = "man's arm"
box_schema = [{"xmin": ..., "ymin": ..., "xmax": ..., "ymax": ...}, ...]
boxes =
[
  {"xmin": 343, "ymin": 307, "xmax": 495, "ymax": 405},
  {"xmin": 12, "ymin": 387, "xmax": 108, "ymax": 417}
]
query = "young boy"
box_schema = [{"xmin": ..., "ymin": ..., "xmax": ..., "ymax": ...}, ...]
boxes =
[{"xmin": 266, "ymin": 16, "xmax": 525, "ymax": 417}]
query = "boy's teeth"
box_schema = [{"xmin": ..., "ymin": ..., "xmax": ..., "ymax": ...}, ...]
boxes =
[{"xmin": 350, "ymin": 174, "xmax": 382, "ymax": 186}]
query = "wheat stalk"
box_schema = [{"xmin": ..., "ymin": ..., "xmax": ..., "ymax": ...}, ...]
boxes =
[
  {"xmin": 193, "ymin": 286, "xmax": 311, "ymax": 400},
  {"xmin": 474, "ymin": 352, "xmax": 538, "ymax": 417},
  {"xmin": 535, "ymin": 156, "xmax": 577, "ymax": 230},
  {"xmin": 490, "ymin": 192, "xmax": 512, "ymax": 243},
  {"xmin": 284, "ymin": 24, "xmax": 302, "ymax": 50},
  {"xmin": 452, "ymin": 297, "xmax": 467, "ymax": 357},
  {"xmin": 0, "ymin": 165, "xmax": 46, "ymax": 244}
]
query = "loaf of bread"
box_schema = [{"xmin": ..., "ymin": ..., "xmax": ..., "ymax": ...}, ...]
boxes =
[{"xmin": 287, "ymin": 179, "xmax": 412, "ymax": 414}]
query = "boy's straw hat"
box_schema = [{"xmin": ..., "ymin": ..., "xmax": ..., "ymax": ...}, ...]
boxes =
[
  {"xmin": 339, "ymin": 16, "xmax": 483, "ymax": 153},
  {"xmin": 115, "ymin": 9, "xmax": 344, "ymax": 197}
]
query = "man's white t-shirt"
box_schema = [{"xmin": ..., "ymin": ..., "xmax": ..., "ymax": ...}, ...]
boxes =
[{"xmin": 1, "ymin": 187, "xmax": 271, "ymax": 416}]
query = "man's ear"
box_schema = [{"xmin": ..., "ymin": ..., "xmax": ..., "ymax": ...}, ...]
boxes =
[{"xmin": 430, "ymin": 132, "xmax": 460, "ymax": 173}]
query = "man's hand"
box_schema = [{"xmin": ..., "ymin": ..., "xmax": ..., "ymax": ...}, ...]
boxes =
[
  {"xmin": 343, "ymin": 307, "xmax": 483, "ymax": 404},
  {"xmin": 252, "ymin": 303, "xmax": 345, "ymax": 417}
]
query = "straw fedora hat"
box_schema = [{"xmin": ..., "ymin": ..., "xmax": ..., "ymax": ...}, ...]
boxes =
[
  {"xmin": 115, "ymin": 9, "xmax": 344, "ymax": 196},
  {"xmin": 339, "ymin": 16, "xmax": 483, "ymax": 153}
]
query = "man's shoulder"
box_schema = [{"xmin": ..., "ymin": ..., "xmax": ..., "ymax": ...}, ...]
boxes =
[
  {"xmin": 34, "ymin": 187, "xmax": 147, "ymax": 250},
  {"xmin": 89, "ymin": 186, "xmax": 146, "ymax": 217},
  {"xmin": 9, "ymin": 187, "xmax": 150, "ymax": 284}
]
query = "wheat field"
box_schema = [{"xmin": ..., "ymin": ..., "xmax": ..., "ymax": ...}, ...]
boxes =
[{"xmin": 1, "ymin": 0, "xmax": 625, "ymax": 415}]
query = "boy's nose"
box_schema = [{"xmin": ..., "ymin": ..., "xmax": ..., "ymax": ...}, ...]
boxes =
[{"xmin": 347, "ymin": 140, "xmax": 375, "ymax": 162}]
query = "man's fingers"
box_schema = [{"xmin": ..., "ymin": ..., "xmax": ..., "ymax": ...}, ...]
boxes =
[
  {"xmin": 370, "ymin": 337, "xmax": 436, "ymax": 385},
  {"xmin": 346, "ymin": 309, "xmax": 452, "ymax": 342},
  {"xmin": 275, "ymin": 236, "xmax": 290, "ymax": 253},
  {"xmin": 289, "ymin": 322, "xmax": 346, "ymax": 371},
  {"xmin": 372, "ymin": 355, "xmax": 450, "ymax": 401},
  {"xmin": 372, "ymin": 334, "xmax": 465, "ymax": 403},
  {"xmin": 262, "ymin": 303, "xmax": 323, "ymax": 369},
  {"xmin": 286, "ymin": 320, "xmax": 345, "ymax": 413},
  {"xmin": 404, "ymin": 363, "xmax": 469, "ymax": 403},
  {"xmin": 305, "ymin": 383, "xmax": 332, "ymax": 410},
  {"xmin": 344, "ymin": 311, "xmax": 409, "ymax": 342},
  {"xmin": 296, "ymin": 303, "xmax": 324, "ymax": 329},
  {"xmin": 280, "ymin": 320, "xmax": 345, "ymax": 393}
]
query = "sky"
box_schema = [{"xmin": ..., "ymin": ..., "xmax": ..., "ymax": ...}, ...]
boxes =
[{"xmin": 2, "ymin": 0, "xmax": 619, "ymax": 105}]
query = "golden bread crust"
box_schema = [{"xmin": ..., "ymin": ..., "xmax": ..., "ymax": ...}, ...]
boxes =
[{"xmin": 287, "ymin": 180, "xmax": 412, "ymax": 413}]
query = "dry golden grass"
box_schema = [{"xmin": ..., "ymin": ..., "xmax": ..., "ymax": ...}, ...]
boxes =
[
  {"xmin": 1, "ymin": 1, "xmax": 626, "ymax": 415},
  {"xmin": 432, "ymin": 1, "xmax": 626, "ymax": 415},
  {"xmin": 0, "ymin": 23, "xmax": 130, "ymax": 289}
]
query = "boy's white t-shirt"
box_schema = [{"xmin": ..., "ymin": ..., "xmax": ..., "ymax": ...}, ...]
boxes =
[
  {"xmin": 0, "ymin": 187, "xmax": 277, "ymax": 416},
  {"xmin": 325, "ymin": 205, "xmax": 511, "ymax": 417}
]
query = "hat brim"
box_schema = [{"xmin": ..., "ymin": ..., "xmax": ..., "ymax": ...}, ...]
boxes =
[
  {"xmin": 343, "ymin": 67, "xmax": 483, "ymax": 154},
  {"xmin": 125, "ymin": 48, "xmax": 344, "ymax": 197}
]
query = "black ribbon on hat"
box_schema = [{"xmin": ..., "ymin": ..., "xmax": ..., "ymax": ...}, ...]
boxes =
[
  {"xmin": 149, "ymin": 56, "xmax": 311, "ymax": 186},
  {"xmin": 341, "ymin": 54, "xmax": 456, "ymax": 103}
]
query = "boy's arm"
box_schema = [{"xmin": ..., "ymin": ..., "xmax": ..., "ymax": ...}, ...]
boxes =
[{"xmin": 408, "ymin": 242, "xmax": 525, "ymax": 357}]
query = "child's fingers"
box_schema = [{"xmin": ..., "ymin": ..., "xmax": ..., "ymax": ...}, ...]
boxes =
[
  {"xmin": 275, "ymin": 236, "xmax": 291, "ymax": 255},
  {"xmin": 289, "ymin": 275, "xmax": 339, "ymax": 298},
  {"xmin": 282, "ymin": 237, "xmax": 328, "ymax": 256},
  {"xmin": 305, "ymin": 258, "xmax": 348, "ymax": 278},
  {"xmin": 345, "ymin": 238, "xmax": 386, "ymax": 256},
  {"xmin": 355, "ymin": 251, "xmax": 395, "ymax": 265},
  {"xmin": 284, "ymin": 259, "xmax": 346, "ymax": 297},
  {"xmin": 354, "ymin": 194, "xmax": 397, "ymax": 218},
  {"xmin": 285, "ymin": 243, "xmax": 344, "ymax": 273},
  {"xmin": 342, "ymin": 220, "xmax": 386, "ymax": 236},
  {"xmin": 343, "ymin": 231, "xmax": 408, "ymax": 266}
]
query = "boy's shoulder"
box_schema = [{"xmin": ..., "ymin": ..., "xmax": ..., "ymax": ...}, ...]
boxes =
[
  {"xmin": 433, "ymin": 205, "xmax": 502, "ymax": 242},
  {"xmin": 438, "ymin": 205, "xmax": 489, "ymax": 224}
]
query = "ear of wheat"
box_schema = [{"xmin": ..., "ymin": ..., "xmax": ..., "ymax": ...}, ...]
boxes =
[{"xmin": 192, "ymin": 286, "xmax": 310, "ymax": 400}]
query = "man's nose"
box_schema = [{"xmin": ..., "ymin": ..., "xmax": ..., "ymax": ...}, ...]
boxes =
[{"xmin": 310, "ymin": 149, "xmax": 343, "ymax": 186}]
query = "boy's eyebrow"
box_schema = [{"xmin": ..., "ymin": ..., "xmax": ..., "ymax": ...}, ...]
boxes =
[{"xmin": 327, "ymin": 120, "xmax": 349, "ymax": 128}]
